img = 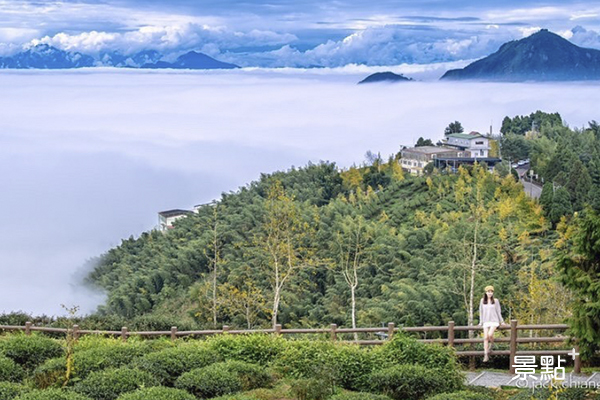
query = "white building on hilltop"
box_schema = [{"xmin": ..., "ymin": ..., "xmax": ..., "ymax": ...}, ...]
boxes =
[{"xmin": 443, "ymin": 132, "xmax": 490, "ymax": 158}]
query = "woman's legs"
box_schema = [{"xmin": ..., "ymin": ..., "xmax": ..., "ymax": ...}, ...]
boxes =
[
  {"xmin": 483, "ymin": 326, "xmax": 490, "ymax": 361},
  {"xmin": 487, "ymin": 325, "xmax": 498, "ymax": 354}
]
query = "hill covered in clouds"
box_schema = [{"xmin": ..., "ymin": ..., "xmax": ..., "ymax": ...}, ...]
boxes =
[
  {"xmin": 441, "ymin": 29, "xmax": 600, "ymax": 81},
  {"xmin": 0, "ymin": 45, "xmax": 238, "ymax": 70}
]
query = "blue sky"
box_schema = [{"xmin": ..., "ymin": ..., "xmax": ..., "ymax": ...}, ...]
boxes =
[{"xmin": 1, "ymin": 1, "xmax": 600, "ymax": 66}]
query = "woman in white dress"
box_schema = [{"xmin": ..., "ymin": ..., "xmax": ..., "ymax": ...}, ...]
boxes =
[{"xmin": 477, "ymin": 285, "xmax": 505, "ymax": 362}]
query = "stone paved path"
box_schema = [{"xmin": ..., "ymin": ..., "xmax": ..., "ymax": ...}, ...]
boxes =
[{"xmin": 466, "ymin": 372, "xmax": 600, "ymax": 388}]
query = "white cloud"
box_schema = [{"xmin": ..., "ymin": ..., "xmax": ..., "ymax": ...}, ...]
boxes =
[
  {"xmin": 29, "ymin": 23, "xmax": 297, "ymax": 57},
  {"xmin": 569, "ymin": 25, "xmax": 600, "ymax": 49}
]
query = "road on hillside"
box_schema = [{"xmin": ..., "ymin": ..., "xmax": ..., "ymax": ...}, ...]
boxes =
[{"xmin": 522, "ymin": 179, "xmax": 542, "ymax": 199}]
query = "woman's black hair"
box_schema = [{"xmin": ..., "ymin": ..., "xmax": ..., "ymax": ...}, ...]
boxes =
[{"xmin": 483, "ymin": 292, "xmax": 495, "ymax": 304}]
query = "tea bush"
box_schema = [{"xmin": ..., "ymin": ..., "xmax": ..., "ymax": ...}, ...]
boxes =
[
  {"xmin": 0, "ymin": 382, "xmax": 30, "ymax": 400},
  {"xmin": 116, "ymin": 387, "xmax": 196, "ymax": 400},
  {"xmin": 15, "ymin": 388, "xmax": 92, "ymax": 400},
  {"xmin": 32, "ymin": 357, "xmax": 66, "ymax": 388},
  {"xmin": 134, "ymin": 344, "xmax": 220, "ymax": 385},
  {"xmin": 373, "ymin": 334, "xmax": 459, "ymax": 371},
  {"xmin": 329, "ymin": 392, "xmax": 393, "ymax": 400},
  {"xmin": 175, "ymin": 360, "xmax": 272, "ymax": 398},
  {"xmin": 73, "ymin": 367, "xmax": 157, "ymax": 400},
  {"xmin": 205, "ymin": 334, "xmax": 286, "ymax": 365},
  {"xmin": 426, "ymin": 391, "xmax": 489, "ymax": 400},
  {"xmin": 366, "ymin": 364, "xmax": 464, "ymax": 400},
  {"xmin": 0, "ymin": 334, "xmax": 63, "ymax": 370},
  {"xmin": 0, "ymin": 355, "xmax": 25, "ymax": 382}
]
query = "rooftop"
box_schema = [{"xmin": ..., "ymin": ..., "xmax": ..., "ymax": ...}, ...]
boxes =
[
  {"xmin": 158, "ymin": 209, "xmax": 193, "ymax": 218},
  {"xmin": 446, "ymin": 133, "xmax": 484, "ymax": 140},
  {"xmin": 402, "ymin": 146, "xmax": 457, "ymax": 155}
]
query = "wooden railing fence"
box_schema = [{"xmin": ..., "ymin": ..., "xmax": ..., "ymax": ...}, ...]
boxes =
[{"xmin": 0, "ymin": 319, "xmax": 581, "ymax": 373}]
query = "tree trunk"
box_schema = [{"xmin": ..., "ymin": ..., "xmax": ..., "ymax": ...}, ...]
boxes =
[{"xmin": 351, "ymin": 284, "xmax": 358, "ymax": 341}]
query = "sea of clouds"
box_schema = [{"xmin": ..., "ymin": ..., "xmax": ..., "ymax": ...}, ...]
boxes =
[{"xmin": 1, "ymin": 67, "xmax": 599, "ymax": 316}]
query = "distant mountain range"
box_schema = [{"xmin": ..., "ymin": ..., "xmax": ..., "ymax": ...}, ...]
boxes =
[
  {"xmin": 0, "ymin": 44, "xmax": 239, "ymax": 70},
  {"xmin": 358, "ymin": 71, "xmax": 413, "ymax": 84},
  {"xmin": 441, "ymin": 29, "xmax": 600, "ymax": 81}
]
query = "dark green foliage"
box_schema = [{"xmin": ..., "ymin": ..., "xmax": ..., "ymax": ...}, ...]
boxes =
[
  {"xmin": 426, "ymin": 391, "xmax": 489, "ymax": 400},
  {"xmin": 32, "ymin": 357, "xmax": 65, "ymax": 388},
  {"xmin": 540, "ymin": 182, "xmax": 554, "ymax": 215},
  {"xmin": 374, "ymin": 334, "xmax": 459, "ymax": 371},
  {"xmin": 134, "ymin": 344, "xmax": 219, "ymax": 385},
  {"xmin": 175, "ymin": 361, "xmax": 272, "ymax": 398},
  {"xmin": 508, "ymin": 387, "xmax": 594, "ymax": 400},
  {"xmin": 500, "ymin": 111, "xmax": 562, "ymax": 135},
  {"xmin": 72, "ymin": 343, "xmax": 150, "ymax": 380},
  {"xmin": 415, "ymin": 137, "xmax": 434, "ymax": 147},
  {"xmin": 0, "ymin": 355, "xmax": 25, "ymax": 382},
  {"xmin": 0, "ymin": 382, "xmax": 29, "ymax": 400},
  {"xmin": 329, "ymin": 392, "xmax": 392, "ymax": 400},
  {"xmin": 444, "ymin": 121, "xmax": 464, "ymax": 135},
  {"xmin": 500, "ymin": 134, "xmax": 530, "ymax": 161},
  {"xmin": 205, "ymin": 334, "xmax": 285, "ymax": 365},
  {"xmin": 557, "ymin": 208, "xmax": 600, "ymax": 359},
  {"xmin": 175, "ymin": 363, "xmax": 242, "ymax": 398},
  {"xmin": 289, "ymin": 378, "xmax": 333, "ymax": 400},
  {"xmin": 73, "ymin": 367, "xmax": 157, "ymax": 400},
  {"xmin": 0, "ymin": 334, "xmax": 63, "ymax": 370},
  {"xmin": 116, "ymin": 387, "xmax": 196, "ymax": 400},
  {"xmin": 550, "ymin": 187, "xmax": 573, "ymax": 224},
  {"xmin": 365, "ymin": 364, "xmax": 463, "ymax": 400},
  {"xmin": 15, "ymin": 389, "xmax": 92, "ymax": 400}
]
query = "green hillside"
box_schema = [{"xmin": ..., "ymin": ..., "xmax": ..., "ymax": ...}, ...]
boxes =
[{"xmin": 85, "ymin": 159, "xmax": 564, "ymax": 333}]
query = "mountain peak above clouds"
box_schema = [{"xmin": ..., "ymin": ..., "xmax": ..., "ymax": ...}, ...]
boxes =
[
  {"xmin": 0, "ymin": 44, "xmax": 95, "ymax": 69},
  {"xmin": 441, "ymin": 29, "xmax": 600, "ymax": 81}
]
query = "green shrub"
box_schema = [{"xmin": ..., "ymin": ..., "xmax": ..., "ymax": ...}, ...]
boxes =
[
  {"xmin": 72, "ymin": 343, "xmax": 150, "ymax": 379},
  {"xmin": 274, "ymin": 340, "xmax": 336, "ymax": 379},
  {"xmin": 0, "ymin": 355, "xmax": 25, "ymax": 382},
  {"xmin": 275, "ymin": 340, "xmax": 376, "ymax": 391},
  {"xmin": 116, "ymin": 387, "xmax": 196, "ymax": 400},
  {"xmin": 426, "ymin": 391, "xmax": 489, "ymax": 400},
  {"xmin": 32, "ymin": 357, "xmax": 66, "ymax": 388},
  {"xmin": 366, "ymin": 364, "xmax": 464, "ymax": 400},
  {"xmin": 212, "ymin": 395, "xmax": 259, "ymax": 400},
  {"xmin": 206, "ymin": 334, "xmax": 286, "ymax": 365},
  {"xmin": 289, "ymin": 378, "xmax": 334, "ymax": 400},
  {"xmin": 374, "ymin": 334, "xmax": 459, "ymax": 371},
  {"xmin": 175, "ymin": 363, "xmax": 242, "ymax": 398},
  {"xmin": 175, "ymin": 360, "xmax": 272, "ymax": 398},
  {"xmin": 0, "ymin": 334, "xmax": 63, "ymax": 370},
  {"xmin": 330, "ymin": 345, "xmax": 376, "ymax": 391},
  {"xmin": 134, "ymin": 344, "xmax": 220, "ymax": 385},
  {"xmin": 329, "ymin": 393, "xmax": 393, "ymax": 400},
  {"xmin": 15, "ymin": 388, "xmax": 92, "ymax": 400},
  {"xmin": 508, "ymin": 387, "xmax": 596, "ymax": 400},
  {"xmin": 73, "ymin": 367, "xmax": 157, "ymax": 400},
  {"xmin": 0, "ymin": 382, "xmax": 30, "ymax": 400}
]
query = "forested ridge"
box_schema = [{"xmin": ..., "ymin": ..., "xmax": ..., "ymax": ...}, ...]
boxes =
[{"xmin": 75, "ymin": 112, "xmax": 598, "ymax": 354}]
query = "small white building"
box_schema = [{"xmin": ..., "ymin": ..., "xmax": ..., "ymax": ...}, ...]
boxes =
[
  {"xmin": 400, "ymin": 146, "xmax": 464, "ymax": 175},
  {"xmin": 444, "ymin": 132, "xmax": 490, "ymax": 158},
  {"xmin": 158, "ymin": 209, "xmax": 193, "ymax": 231}
]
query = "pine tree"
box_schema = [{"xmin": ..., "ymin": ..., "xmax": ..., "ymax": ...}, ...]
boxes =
[
  {"xmin": 550, "ymin": 188, "xmax": 573, "ymax": 225},
  {"xmin": 540, "ymin": 183, "xmax": 554, "ymax": 216},
  {"xmin": 556, "ymin": 208, "xmax": 600, "ymax": 359}
]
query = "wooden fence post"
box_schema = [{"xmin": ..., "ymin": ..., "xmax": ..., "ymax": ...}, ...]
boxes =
[
  {"xmin": 72, "ymin": 325, "xmax": 80, "ymax": 341},
  {"xmin": 448, "ymin": 321, "xmax": 455, "ymax": 348},
  {"xmin": 509, "ymin": 319, "xmax": 518, "ymax": 374},
  {"xmin": 170, "ymin": 326, "xmax": 178, "ymax": 342},
  {"xmin": 387, "ymin": 322, "xmax": 395, "ymax": 341},
  {"xmin": 25, "ymin": 322, "xmax": 32, "ymax": 336},
  {"xmin": 121, "ymin": 327, "xmax": 128, "ymax": 342},
  {"xmin": 223, "ymin": 325, "xmax": 230, "ymax": 334},
  {"xmin": 330, "ymin": 324, "xmax": 337, "ymax": 341},
  {"xmin": 275, "ymin": 324, "xmax": 282, "ymax": 336},
  {"xmin": 574, "ymin": 345, "xmax": 582, "ymax": 374}
]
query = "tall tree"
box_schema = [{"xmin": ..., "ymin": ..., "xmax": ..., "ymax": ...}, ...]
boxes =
[
  {"xmin": 444, "ymin": 121, "xmax": 464, "ymax": 135},
  {"xmin": 556, "ymin": 208, "xmax": 600, "ymax": 359},
  {"xmin": 257, "ymin": 180, "xmax": 314, "ymax": 329}
]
